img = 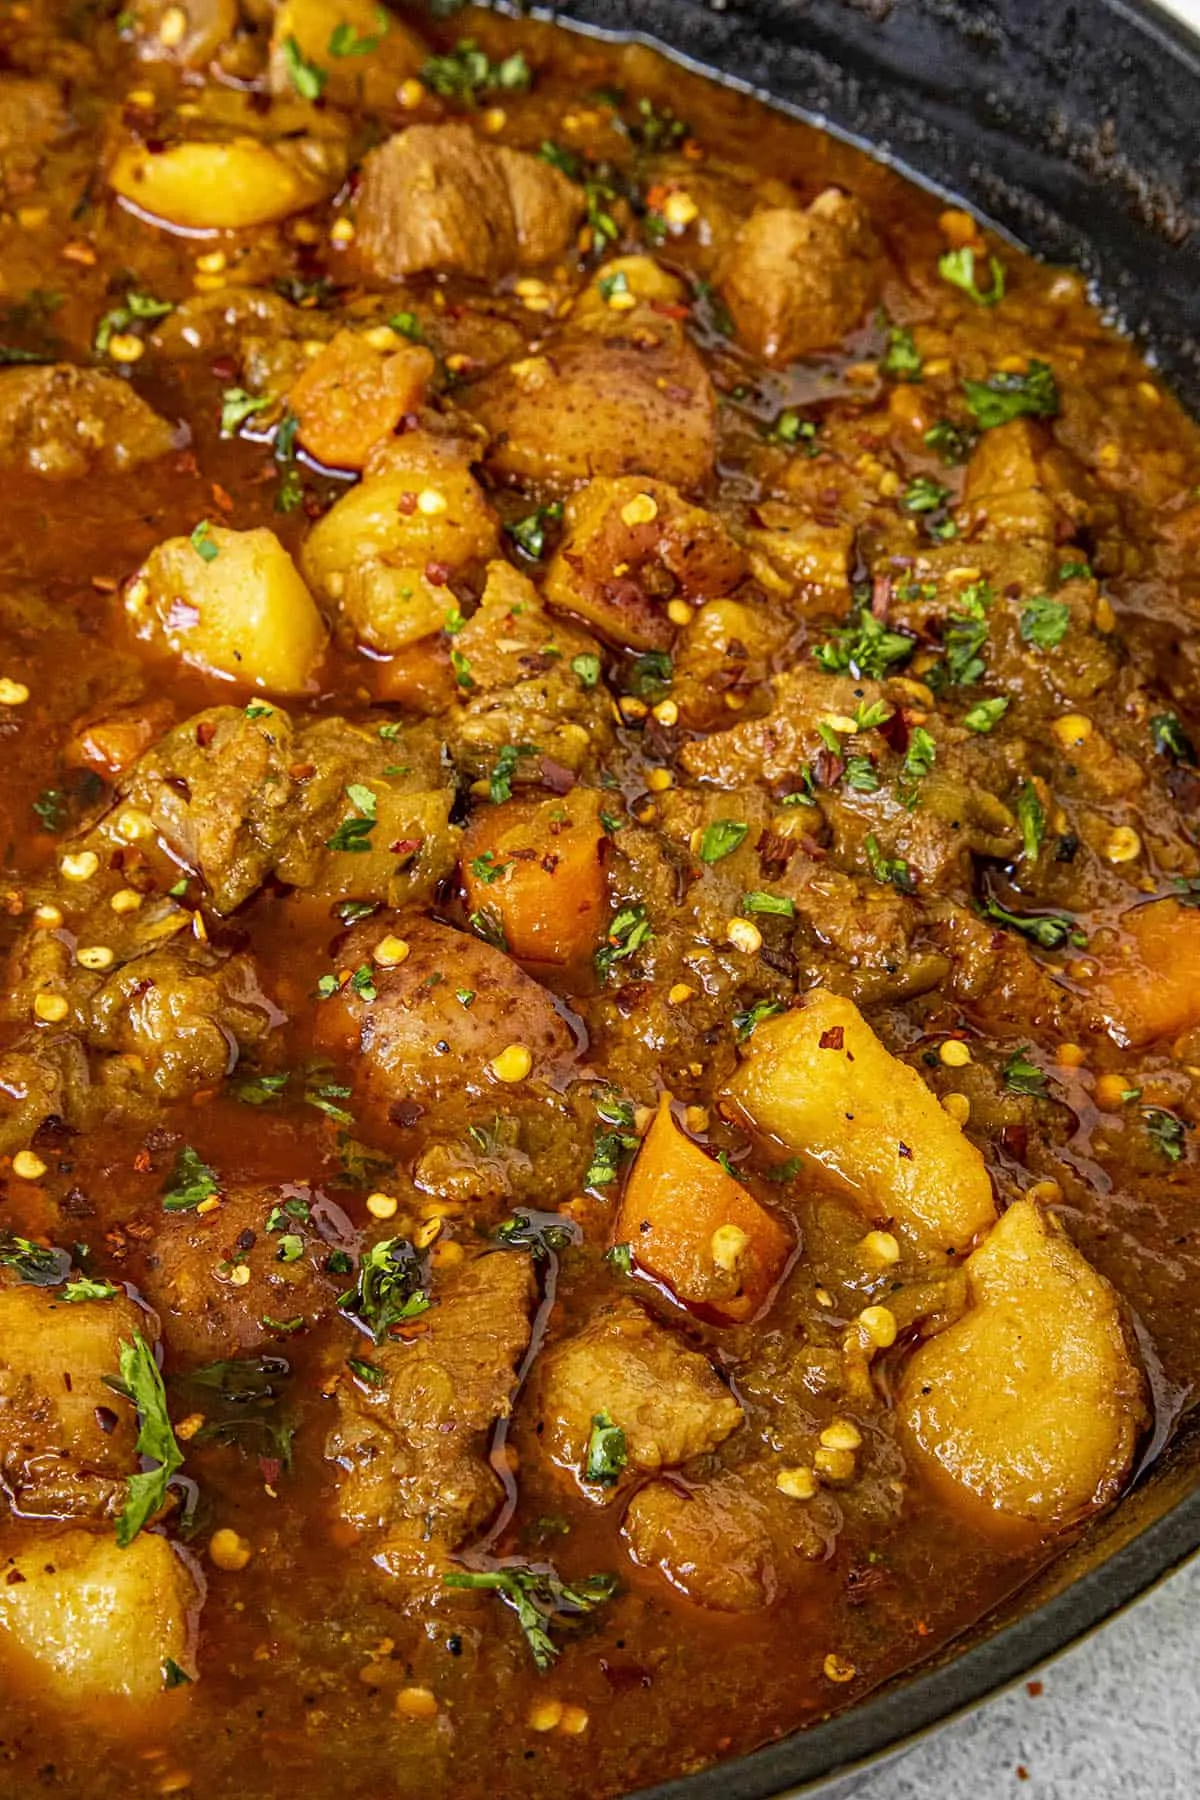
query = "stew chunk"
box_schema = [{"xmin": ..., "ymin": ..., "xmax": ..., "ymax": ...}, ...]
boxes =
[
  {"xmin": 0, "ymin": 1530, "xmax": 198, "ymax": 1703},
  {"xmin": 723, "ymin": 990, "xmax": 995, "ymax": 1255},
  {"xmin": 897, "ymin": 1199, "xmax": 1145, "ymax": 1524},
  {"xmin": 534, "ymin": 1302, "xmax": 743, "ymax": 1501},
  {"xmin": 718, "ymin": 188, "xmax": 882, "ymax": 362}
]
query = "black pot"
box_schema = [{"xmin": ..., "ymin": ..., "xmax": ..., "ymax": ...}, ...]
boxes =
[{"xmin": 527, "ymin": 1, "xmax": 1200, "ymax": 1792}]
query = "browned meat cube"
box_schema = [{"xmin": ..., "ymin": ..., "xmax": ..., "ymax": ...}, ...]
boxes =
[
  {"xmin": 718, "ymin": 189, "xmax": 882, "ymax": 363},
  {"xmin": 623, "ymin": 1475, "xmax": 778, "ymax": 1612},
  {"xmin": 0, "ymin": 1283, "xmax": 150, "ymax": 1521},
  {"xmin": 354, "ymin": 125, "xmax": 581, "ymax": 283},
  {"xmin": 118, "ymin": 705, "xmax": 298, "ymax": 916},
  {"xmin": 0, "ymin": 366, "xmax": 179, "ymax": 478},
  {"xmin": 139, "ymin": 1184, "xmax": 340, "ymax": 1363},
  {"xmin": 532, "ymin": 1302, "xmax": 743, "ymax": 1502},
  {"xmin": 327, "ymin": 1250, "xmax": 536, "ymax": 1551},
  {"xmin": 314, "ymin": 914, "xmax": 578, "ymax": 1118},
  {"xmin": 86, "ymin": 943, "xmax": 278, "ymax": 1099}
]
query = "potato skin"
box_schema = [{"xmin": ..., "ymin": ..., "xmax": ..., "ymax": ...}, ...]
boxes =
[
  {"xmin": 722, "ymin": 989, "xmax": 995, "ymax": 1255},
  {"xmin": 0, "ymin": 1530, "xmax": 199, "ymax": 1702},
  {"xmin": 130, "ymin": 525, "xmax": 328, "ymax": 695},
  {"xmin": 897, "ymin": 1199, "xmax": 1146, "ymax": 1525}
]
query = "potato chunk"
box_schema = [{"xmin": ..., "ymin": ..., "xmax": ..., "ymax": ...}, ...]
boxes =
[
  {"xmin": 614, "ymin": 1097, "xmax": 792, "ymax": 1321},
  {"xmin": 300, "ymin": 433, "xmax": 499, "ymax": 654},
  {"xmin": 269, "ymin": 0, "xmax": 426, "ymax": 107},
  {"xmin": 533, "ymin": 1302, "xmax": 743, "ymax": 1501},
  {"xmin": 723, "ymin": 990, "xmax": 995, "ymax": 1254},
  {"xmin": 1089, "ymin": 897, "xmax": 1200, "ymax": 1048},
  {"xmin": 0, "ymin": 1284, "xmax": 148, "ymax": 1521},
  {"xmin": 460, "ymin": 792, "xmax": 608, "ymax": 966},
  {"xmin": 0, "ymin": 1530, "xmax": 198, "ymax": 1701},
  {"xmin": 110, "ymin": 134, "xmax": 346, "ymax": 230},
  {"xmin": 897, "ymin": 1199, "xmax": 1145, "ymax": 1524},
  {"xmin": 128, "ymin": 525, "xmax": 328, "ymax": 695}
]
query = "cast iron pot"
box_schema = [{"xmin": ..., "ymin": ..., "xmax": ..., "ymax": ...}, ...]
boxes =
[{"xmin": 524, "ymin": 0, "xmax": 1200, "ymax": 1793}]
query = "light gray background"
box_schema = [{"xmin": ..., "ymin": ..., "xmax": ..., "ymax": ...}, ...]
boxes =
[
  {"xmin": 857, "ymin": 5, "xmax": 1200, "ymax": 1795},
  {"xmin": 858, "ymin": 1555, "xmax": 1200, "ymax": 1797}
]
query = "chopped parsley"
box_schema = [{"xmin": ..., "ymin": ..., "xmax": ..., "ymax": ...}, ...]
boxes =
[
  {"xmin": 1144, "ymin": 1106, "xmax": 1186, "ymax": 1163},
  {"xmin": 32, "ymin": 787, "xmax": 68, "ymax": 833},
  {"xmin": 62, "ymin": 1275, "xmax": 120, "ymax": 1303},
  {"xmin": 627, "ymin": 96, "xmax": 689, "ymax": 152},
  {"xmin": 220, "ymin": 387, "xmax": 274, "ymax": 438},
  {"xmin": 468, "ymin": 907, "xmax": 508, "ymax": 951},
  {"xmin": 627, "ymin": 650, "xmax": 673, "ymax": 702},
  {"xmin": 273, "ymin": 411, "xmax": 304, "ymax": 514},
  {"xmin": 420, "ymin": 39, "xmax": 531, "ymax": 102},
  {"xmin": 881, "ymin": 324, "xmax": 922, "ymax": 380},
  {"xmin": 606, "ymin": 1242, "xmax": 634, "ymax": 1275},
  {"xmin": 897, "ymin": 725, "xmax": 936, "ymax": 809},
  {"xmin": 506, "ymin": 501, "xmax": 563, "ymax": 561},
  {"xmin": 740, "ymin": 891, "xmax": 796, "ymax": 918},
  {"xmin": 109, "ymin": 1333, "xmax": 184, "ymax": 1547},
  {"xmin": 963, "ymin": 360, "xmax": 1059, "ymax": 430},
  {"xmin": 865, "ymin": 834, "xmax": 915, "ymax": 894},
  {"xmin": 337, "ymin": 1237, "xmax": 430, "ymax": 1343},
  {"xmin": 981, "ymin": 897, "xmax": 1086, "ymax": 951},
  {"xmin": 93, "ymin": 289, "xmax": 173, "ymax": 356},
  {"xmin": 326, "ymin": 785, "xmax": 377, "ymax": 853},
  {"xmin": 595, "ymin": 904, "xmax": 652, "ymax": 980},
  {"xmin": 489, "ymin": 742, "xmax": 539, "ymax": 805},
  {"xmin": 770, "ymin": 411, "xmax": 820, "ymax": 454},
  {"xmin": 586, "ymin": 1092, "xmax": 639, "ymax": 1188},
  {"xmin": 388, "ymin": 309, "xmax": 423, "ymax": 341},
  {"xmin": 329, "ymin": 13, "xmax": 387, "ymax": 56},
  {"xmin": 450, "ymin": 647, "xmax": 475, "ymax": 690},
  {"xmin": 963, "ymin": 696, "xmax": 1010, "ymax": 733},
  {"xmin": 901, "ymin": 475, "xmax": 951, "ymax": 514},
  {"xmin": 698, "ymin": 819, "xmax": 748, "ymax": 864},
  {"xmin": 938, "ymin": 246, "xmax": 1006, "ymax": 306},
  {"xmin": 470, "ymin": 851, "xmax": 511, "ymax": 885},
  {"xmin": 813, "ymin": 611, "xmax": 914, "ymax": 680},
  {"xmin": 1020, "ymin": 594, "xmax": 1071, "ymax": 650},
  {"xmin": 190, "ymin": 518, "xmax": 219, "ymax": 563},
  {"xmin": 281, "ymin": 34, "xmax": 327, "ymax": 99},
  {"xmin": 162, "ymin": 1145, "xmax": 219, "ymax": 1213},
  {"xmin": 0, "ymin": 1233, "xmax": 72, "ymax": 1287},
  {"xmin": 924, "ymin": 419, "xmax": 977, "ymax": 465},
  {"xmin": 584, "ymin": 1411, "xmax": 628, "ymax": 1486},
  {"xmin": 442, "ymin": 1564, "xmax": 616, "ymax": 1671},
  {"xmin": 1001, "ymin": 1046, "xmax": 1048, "ymax": 1098},
  {"xmin": 571, "ymin": 652, "xmax": 601, "ymax": 689},
  {"xmin": 1150, "ymin": 711, "xmax": 1195, "ymax": 764},
  {"xmin": 843, "ymin": 754, "xmax": 880, "ymax": 792},
  {"xmin": 934, "ymin": 578, "xmax": 994, "ymax": 688},
  {"xmin": 732, "ymin": 998, "xmax": 786, "ymax": 1041},
  {"xmin": 1016, "ymin": 781, "xmax": 1045, "ymax": 861}
]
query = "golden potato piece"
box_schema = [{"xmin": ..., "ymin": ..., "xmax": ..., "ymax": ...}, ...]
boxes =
[
  {"xmin": 0, "ymin": 1529, "xmax": 198, "ymax": 1702},
  {"xmin": 897, "ymin": 1199, "xmax": 1145, "ymax": 1524},
  {"xmin": 289, "ymin": 330, "xmax": 434, "ymax": 472},
  {"xmin": 109, "ymin": 119, "xmax": 346, "ymax": 231},
  {"xmin": 128, "ymin": 525, "xmax": 328, "ymax": 695},
  {"xmin": 300, "ymin": 434, "xmax": 498, "ymax": 653},
  {"xmin": 723, "ymin": 989, "xmax": 995, "ymax": 1254}
]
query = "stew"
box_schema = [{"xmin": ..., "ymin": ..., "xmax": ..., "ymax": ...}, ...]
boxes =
[{"xmin": 1, "ymin": 4, "xmax": 1198, "ymax": 1796}]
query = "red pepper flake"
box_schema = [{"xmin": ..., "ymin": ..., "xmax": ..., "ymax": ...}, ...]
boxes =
[
  {"xmin": 424, "ymin": 561, "xmax": 450, "ymax": 587},
  {"xmin": 196, "ymin": 720, "xmax": 216, "ymax": 748},
  {"xmin": 898, "ymin": 1141, "xmax": 913, "ymax": 1159},
  {"xmin": 650, "ymin": 300, "xmax": 691, "ymax": 320},
  {"xmin": 133, "ymin": 1150, "xmax": 152, "ymax": 1174},
  {"xmin": 210, "ymin": 481, "xmax": 234, "ymax": 515},
  {"xmin": 398, "ymin": 490, "xmax": 418, "ymax": 516},
  {"xmin": 211, "ymin": 354, "xmax": 237, "ymax": 381},
  {"xmin": 871, "ymin": 572, "xmax": 892, "ymax": 619},
  {"xmin": 390, "ymin": 836, "xmax": 423, "ymax": 859},
  {"xmin": 1026, "ymin": 1680, "xmax": 1043, "ymax": 1698},
  {"xmin": 819, "ymin": 1026, "xmax": 845, "ymax": 1050}
]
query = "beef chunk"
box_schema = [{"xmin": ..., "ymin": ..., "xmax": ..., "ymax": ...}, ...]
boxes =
[
  {"xmin": 139, "ymin": 1184, "xmax": 339, "ymax": 1363},
  {"xmin": 85, "ymin": 943, "xmax": 277, "ymax": 1098},
  {"xmin": 451, "ymin": 560, "xmax": 614, "ymax": 781},
  {"xmin": 0, "ymin": 1284, "xmax": 148, "ymax": 1521},
  {"xmin": 354, "ymin": 125, "xmax": 582, "ymax": 282},
  {"xmin": 118, "ymin": 705, "xmax": 298, "ymax": 916},
  {"xmin": 327, "ymin": 1250, "xmax": 536, "ymax": 1553},
  {"xmin": 533, "ymin": 1302, "xmax": 743, "ymax": 1502},
  {"xmin": 314, "ymin": 913, "xmax": 577, "ymax": 1118},
  {"xmin": 0, "ymin": 366, "xmax": 179, "ymax": 478},
  {"xmin": 623, "ymin": 1475, "xmax": 778, "ymax": 1612},
  {"xmin": 718, "ymin": 189, "xmax": 882, "ymax": 362}
]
